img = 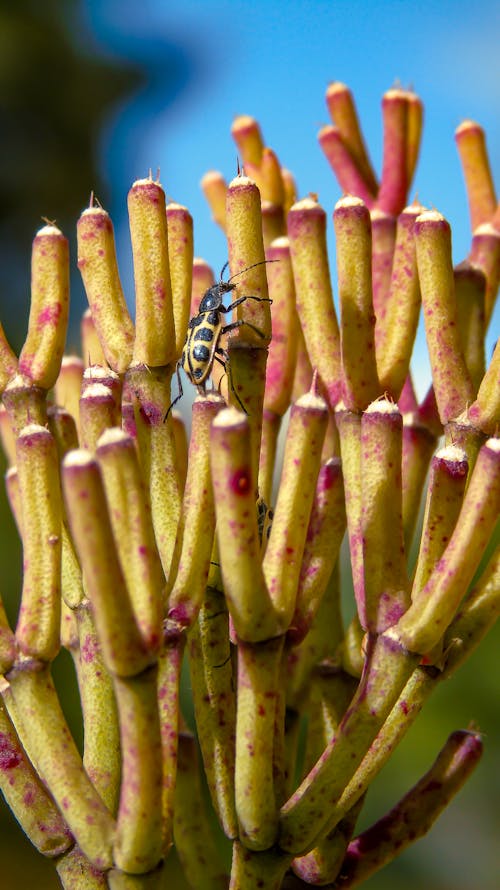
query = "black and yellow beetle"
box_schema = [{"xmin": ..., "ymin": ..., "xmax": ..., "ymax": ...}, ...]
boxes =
[
  {"xmin": 256, "ymin": 495, "xmax": 274, "ymax": 556},
  {"xmin": 165, "ymin": 259, "xmax": 275, "ymax": 418}
]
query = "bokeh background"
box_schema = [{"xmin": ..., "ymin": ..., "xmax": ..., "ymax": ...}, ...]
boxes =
[{"xmin": 0, "ymin": 0, "xmax": 499, "ymax": 887}]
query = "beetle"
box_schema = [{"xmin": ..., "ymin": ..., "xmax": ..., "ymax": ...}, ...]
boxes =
[
  {"xmin": 256, "ymin": 495, "xmax": 274, "ymax": 556},
  {"xmin": 165, "ymin": 259, "xmax": 275, "ymax": 418}
]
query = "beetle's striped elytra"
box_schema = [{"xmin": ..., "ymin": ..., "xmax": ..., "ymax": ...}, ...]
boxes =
[{"xmin": 165, "ymin": 259, "xmax": 276, "ymax": 419}]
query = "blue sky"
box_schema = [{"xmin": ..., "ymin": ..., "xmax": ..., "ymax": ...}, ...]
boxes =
[{"xmin": 83, "ymin": 0, "xmax": 499, "ymax": 396}]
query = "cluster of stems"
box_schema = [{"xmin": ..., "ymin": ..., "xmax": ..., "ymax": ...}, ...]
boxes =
[{"xmin": 0, "ymin": 83, "xmax": 499, "ymax": 890}]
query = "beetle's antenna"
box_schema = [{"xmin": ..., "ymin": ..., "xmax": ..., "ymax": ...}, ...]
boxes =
[
  {"xmin": 219, "ymin": 260, "xmax": 230, "ymax": 281},
  {"xmin": 227, "ymin": 259, "xmax": 279, "ymax": 283}
]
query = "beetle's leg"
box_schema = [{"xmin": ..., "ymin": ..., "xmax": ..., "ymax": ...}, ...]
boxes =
[
  {"xmin": 214, "ymin": 346, "xmax": 248, "ymax": 414},
  {"xmin": 163, "ymin": 362, "xmax": 183, "ymax": 421},
  {"xmin": 213, "ymin": 353, "xmax": 230, "ymax": 401},
  {"xmin": 221, "ymin": 294, "xmax": 273, "ymax": 314},
  {"xmin": 220, "ymin": 319, "xmax": 267, "ymax": 340},
  {"xmin": 213, "ymin": 353, "xmax": 227, "ymax": 377}
]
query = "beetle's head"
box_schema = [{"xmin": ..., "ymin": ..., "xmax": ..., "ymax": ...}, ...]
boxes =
[{"xmin": 198, "ymin": 281, "xmax": 235, "ymax": 312}]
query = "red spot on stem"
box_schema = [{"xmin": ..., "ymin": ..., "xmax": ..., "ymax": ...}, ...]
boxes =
[
  {"xmin": 0, "ymin": 734, "xmax": 22, "ymax": 770},
  {"xmin": 37, "ymin": 303, "xmax": 62, "ymax": 328},
  {"xmin": 81, "ymin": 634, "xmax": 99, "ymax": 663},
  {"xmin": 230, "ymin": 467, "xmax": 251, "ymax": 495}
]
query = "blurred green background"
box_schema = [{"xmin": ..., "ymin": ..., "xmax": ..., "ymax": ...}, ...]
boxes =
[{"xmin": 0, "ymin": 1, "xmax": 499, "ymax": 888}]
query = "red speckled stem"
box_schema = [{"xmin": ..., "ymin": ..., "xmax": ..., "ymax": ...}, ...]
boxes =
[
  {"xmin": 417, "ymin": 384, "xmax": 441, "ymax": 436},
  {"xmin": 0, "ymin": 693, "xmax": 72, "ymax": 857},
  {"xmin": 410, "ymin": 444, "xmax": 468, "ymax": 661},
  {"xmin": 455, "ymin": 120, "xmax": 497, "ymax": 231},
  {"xmin": 79, "ymin": 383, "xmax": 119, "ymax": 452},
  {"xmin": 442, "ymin": 543, "xmax": 500, "ymax": 676},
  {"xmin": 325, "ymin": 82, "xmax": 378, "ymax": 195},
  {"xmin": 225, "ymin": 175, "xmax": 272, "ymax": 478},
  {"xmin": 318, "ymin": 126, "xmax": 376, "ymax": 207},
  {"xmin": 279, "ymin": 633, "xmax": 419, "ymax": 854},
  {"xmin": 113, "ymin": 667, "xmax": 163, "ymax": 874},
  {"xmin": 56, "ymin": 846, "xmax": 108, "ymax": 889},
  {"xmin": 398, "ymin": 374, "xmax": 418, "ymax": 413},
  {"xmin": 338, "ymin": 731, "xmax": 482, "ymax": 888},
  {"xmin": 187, "ymin": 587, "xmax": 237, "ymax": 838},
  {"xmin": 263, "ymin": 206, "xmax": 286, "ymax": 251},
  {"xmin": 334, "ymin": 197, "xmax": 380, "ymax": 410},
  {"xmin": 259, "ymin": 408, "xmax": 282, "ymax": 505},
  {"xmin": 167, "ymin": 394, "xmax": 223, "ymax": 627},
  {"xmin": 263, "ymin": 389, "xmax": 328, "ymax": 629},
  {"xmin": 125, "ymin": 365, "xmax": 180, "ymax": 583},
  {"xmin": 170, "ymin": 410, "xmax": 188, "ymax": 492},
  {"xmin": 291, "ymin": 327, "xmax": 313, "ymax": 401},
  {"xmin": 394, "ymin": 437, "xmax": 500, "ymax": 654},
  {"xmin": 235, "ymin": 636, "xmax": 284, "ymax": 849},
  {"xmin": 360, "ymin": 400, "xmax": 409, "ymax": 633},
  {"xmin": 210, "ymin": 407, "xmax": 278, "ymax": 641},
  {"xmin": 0, "ymin": 596, "xmax": 16, "ymax": 674},
  {"xmin": 4, "ymin": 466, "xmax": 21, "ymax": 535},
  {"xmin": 341, "ymin": 615, "xmax": 365, "ymax": 679},
  {"xmin": 377, "ymin": 89, "xmax": 410, "ymax": 216},
  {"xmin": 288, "ymin": 459, "xmax": 345, "ymax": 645},
  {"xmin": 166, "ymin": 202, "xmax": 193, "ymax": 358},
  {"xmin": 5, "ymin": 663, "xmax": 115, "ymax": 869},
  {"xmin": 401, "ymin": 413, "xmax": 438, "ymax": 553},
  {"xmin": 405, "ymin": 92, "xmax": 423, "ymax": 188},
  {"xmin": 77, "ymin": 206, "xmax": 134, "ymax": 374},
  {"xmin": 55, "ymin": 356, "xmax": 84, "ymax": 429},
  {"xmin": 81, "ymin": 365, "xmax": 122, "ymax": 422},
  {"xmin": 19, "ymin": 224, "xmax": 69, "ymax": 390},
  {"xmin": 62, "ymin": 450, "xmax": 152, "ymax": 677},
  {"xmin": 443, "ymin": 417, "xmax": 486, "ymax": 474},
  {"xmin": 468, "ymin": 223, "xmax": 500, "ymax": 327},
  {"xmin": 335, "ymin": 407, "xmax": 364, "ymax": 621},
  {"xmin": 15, "ymin": 424, "xmax": 62, "ymax": 661},
  {"xmin": 128, "ymin": 178, "xmax": 175, "ymax": 367},
  {"xmin": 323, "ymin": 666, "xmax": 434, "ymax": 840},
  {"xmin": 2, "ymin": 375, "xmax": 47, "ymax": 437},
  {"xmin": 415, "ymin": 210, "xmax": 474, "ymax": 423},
  {"xmin": 226, "ymin": 175, "xmax": 272, "ymax": 344},
  {"xmin": 0, "ymin": 320, "xmax": 17, "ymax": 394},
  {"xmin": 157, "ymin": 638, "xmax": 184, "ymax": 854},
  {"xmin": 97, "ymin": 428, "xmax": 164, "ymax": 652},
  {"xmin": 75, "ymin": 602, "xmax": 121, "ymax": 815},
  {"xmin": 281, "ymin": 168, "xmax": 297, "ymax": 214},
  {"xmin": 290, "ymin": 670, "xmax": 360, "ymax": 884},
  {"xmin": 231, "ymin": 115, "xmax": 264, "ymax": 166},
  {"xmin": 264, "ymin": 237, "xmax": 299, "ymax": 416},
  {"xmin": 173, "ymin": 729, "xmax": 228, "ymax": 889},
  {"xmin": 288, "ymin": 198, "xmax": 341, "ymax": 408},
  {"xmin": 201, "ymin": 171, "xmax": 228, "ymax": 232},
  {"xmin": 287, "ymin": 565, "xmax": 344, "ymax": 706},
  {"xmin": 80, "ymin": 308, "xmax": 107, "ymax": 368},
  {"xmin": 324, "ymin": 604, "xmax": 497, "ymax": 849},
  {"xmin": 292, "ymin": 806, "xmax": 362, "ymax": 886},
  {"xmin": 454, "ymin": 261, "xmax": 486, "ymax": 394},
  {"xmin": 244, "ymin": 147, "xmax": 286, "ymax": 207},
  {"xmin": 376, "ymin": 205, "xmax": 422, "ymax": 399},
  {"xmin": 230, "ymin": 840, "xmax": 292, "ymax": 890},
  {"xmin": 468, "ymin": 335, "xmax": 500, "ymax": 435},
  {"xmin": 370, "ymin": 209, "xmax": 396, "ymax": 321}
]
